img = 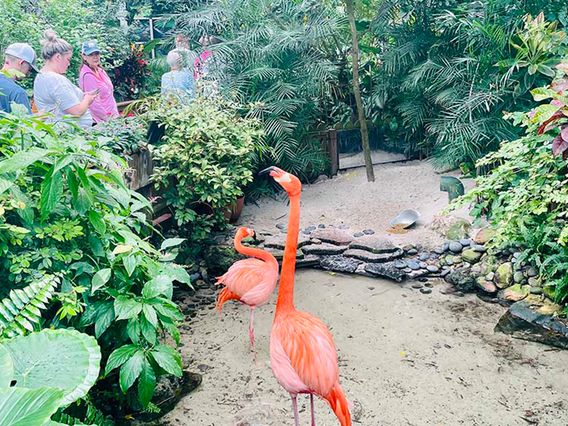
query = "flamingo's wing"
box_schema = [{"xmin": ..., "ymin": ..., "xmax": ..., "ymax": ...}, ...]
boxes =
[
  {"xmin": 218, "ymin": 258, "xmax": 278, "ymax": 305},
  {"xmin": 272, "ymin": 311, "xmax": 339, "ymax": 396}
]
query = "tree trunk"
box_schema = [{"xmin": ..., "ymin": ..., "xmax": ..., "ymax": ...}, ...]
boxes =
[{"xmin": 345, "ymin": 0, "xmax": 375, "ymax": 182}]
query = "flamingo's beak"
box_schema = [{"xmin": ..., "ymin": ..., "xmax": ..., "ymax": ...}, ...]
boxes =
[{"xmin": 259, "ymin": 166, "xmax": 276, "ymax": 176}]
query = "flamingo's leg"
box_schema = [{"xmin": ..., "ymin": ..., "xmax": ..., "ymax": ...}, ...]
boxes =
[
  {"xmin": 249, "ymin": 307, "xmax": 258, "ymax": 364},
  {"xmin": 310, "ymin": 393, "xmax": 316, "ymax": 426},
  {"xmin": 290, "ymin": 394, "xmax": 300, "ymax": 426}
]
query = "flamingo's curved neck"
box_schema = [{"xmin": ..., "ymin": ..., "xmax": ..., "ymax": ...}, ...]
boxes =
[
  {"xmin": 275, "ymin": 192, "xmax": 301, "ymax": 316},
  {"xmin": 234, "ymin": 234, "xmax": 278, "ymax": 266}
]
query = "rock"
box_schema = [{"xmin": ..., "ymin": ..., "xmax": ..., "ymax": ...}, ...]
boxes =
[
  {"xmin": 445, "ymin": 257, "xmax": 454, "ymax": 266},
  {"xmin": 459, "ymin": 239, "xmax": 471, "ymax": 246},
  {"xmin": 485, "ymin": 272, "xmax": 495, "ymax": 281},
  {"xmin": 441, "ymin": 268, "xmax": 451, "ymax": 277},
  {"xmin": 189, "ymin": 272, "xmax": 201, "ymax": 283},
  {"xmin": 407, "ymin": 270, "xmax": 429, "ymax": 280},
  {"xmin": 411, "ymin": 283, "xmax": 423, "ymax": 289},
  {"xmin": 543, "ymin": 286, "xmax": 556, "ymax": 300},
  {"xmin": 530, "ymin": 287, "xmax": 543, "ymax": 295},
  {"xmin": 528, "ymin": 277, "xmax": 541, "ymax": 287},
  {"xmin": 513, "ymin": 251, "xmax": 521, "ymax": 259},
  {"xmin": 311, "ymin": 238, "xmax": 322, "ymax": 245},
  {"xmin": 446, "ymin": 218, "xmax": 471, "ymax": 240},
  {"xmin": 296, "ymin": 255, "xmax": 321, "ymax": 268},
  {"xmin": 443, "ymin": 242, "xmax": 450, "ymax": 252},
  {"xmin": 319, "ymin": 255, "xmax": 362, "ymax": 274},
  {"xmin": 419, "ymin": 261, "xmax": 428, "ymax": 269},
  {"xmin": 318, "ymin": 224, "xmax": 326, "ymax": 229},
  {"xmin": 426, "ymin": 265, "xmax": 440, "ymax": 273},
  {"xmin": 276, "ymin": 223, "xmax": 286, "ymax": 230},
  {"xmin": 513, "ymin": 271, "xmax": 525, "ymax": 284},
  {"xmin": 241, "ymin": 236, "xmax": 258, "ymax": 246},
  {"xmin": 403, "ymin": 244, "xmax": 415, "ymax": 252},
  {"xmin": 471, "ymin": 244, "xmax": 487, "ymax": 253},
  {"xmin": 446, "ymin": 267, "xmax": 477, "ymax": 292},
  {"xmin": 461, "ymin": 249, "xmax": 482, "ymax": 263},
  {"xmin": 407, "ymin": 249, "xmax": 418, "ymax": 255},
  {"xmin": 343, "ymin": 248, "xmax": 404, "ymax": 263},
  {"xmin": 204, "ymin": 245, "xmax": 245, "ymax": 277},
  {"xmin": 406, "ymin": 260, "xmax": 420, "ymax": 270},
  {"xmin": 404, "ymin": 267, "xmax": 412, "ymax": 273},
  {"xmin": 394, "ymin": 261, "xmax": 406, "ymax": 269},
  {"xmin": 476, "ymin": 279, "xmax": 497, "ymax": 294},
  {"xmin": 310, "ymin": 228, "xmax": 353, "ymax": 246},
  {"xmin": 362, "ymin": 229, "xmax": 375, "ymax": 235},
  {"xmin": 419, "ymin": 252, "xmax": 430, "ymax": 261},
  {"xmin": 452, "ymin": 256, "xmax": 462, "ymax": 264},
  {"xmin": 429, "ymin": 253, "xmax": 439, "ymax": 260},
  {"xmin": 498, "ymin": 284, "xmax": 530, "ymax": 302},
  {"xmin": 302, "ymin": 243, "xmax": 346, "ymax": 256},
  {"xmin": 353, "ymin": 232, "xmax": 364, "ymax": 237},
  {"xmin": 526, "ymin": 267, "xmax": 538, "ymax": 277},
  {"xmin": 495, "ymin": 262, "xmax": 513, "ymax": 289},
  {"xmin": 264, "ymin": 235, "xmax": 286, "ymax": 250},
  {"xmin": 303, "ymin": 225, "xmax": 316, "ymax": 235},
  {"xmin": 365, "ymin": 263, "xmax": 406, "ymax": 282},
  {"xmin": 339, "ymin": 224, "xmax": 348, "ymax": 230},
  {"xmin": 495, "ymin": 300, "xmax": 568, "ymax": 349},
  {"xmin": 420, "ymin": 288, "xmax": 432, "ymax": 294},
  {"xmin": 434, "ymin": 247, "xmax": 445, "ymax": 255},
  {"xmin": 270, "ymin": 249, "xmax": 304, "ymax": 262},
  {"xmin": 449, "ymin": 242, "xmax": 463, "ymax": 253},
  {"xmin": 349, "ymin": 236, "xmax": 400, "ymax": 254},
  {"xmin": 474, "ymin": 228, "xmax": 496, "ymax": 245}
]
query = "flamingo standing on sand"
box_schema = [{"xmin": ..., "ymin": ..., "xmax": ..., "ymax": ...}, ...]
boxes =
[
  {"xmin": 215, "ymin": 227, "xmax": 279, "ymax": 360},
  {"xmin": 261, "ymin": 166, "xmax": 351, "ymax": 426}
]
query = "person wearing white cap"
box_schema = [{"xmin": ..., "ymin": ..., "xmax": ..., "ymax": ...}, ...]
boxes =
[
  {"xmin": 0, "ymin": 42, "xmax": 39, "ymax": 114},
  {"xmin": 33, "ymin": 30, "xmax": 97, "ymax": 129}
]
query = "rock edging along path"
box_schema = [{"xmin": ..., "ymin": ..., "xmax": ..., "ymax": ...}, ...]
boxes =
[{"xmin": 225, "ymin": 224, "xmax": 567, "ymax": 350}]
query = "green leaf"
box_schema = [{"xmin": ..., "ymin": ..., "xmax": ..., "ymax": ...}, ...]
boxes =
[
  {"xmin": 94, "ymin": 302, "xmax": 114, "ymax": 338},
  {"xmin": 0, "ymin": 344, "xmax": 14, "ymax": 387},
  {"xmin": 123, "ymin": 255, "xmax": 138, "ymax": 277},
  {"xmin": 114, "ymin": 296, "xmax": 143, "ymax": 321},
  {"xmin": 142, "ymin": 275, "xmax": 173, "ymax": 300},
  {"xmin": 4, "ymin": 329, "xmax": 101, "ymax": 406},
  {"xmin": 160, "ymin": 238, "xmax": 185, "ymax": 251},
  {"xmin": 88, "ymin": 211, "xmax": 107, "ymax": 235},
  {"xmin": 150, "ymin": 345, "xmax": 182, "ymax": 377},
  {"xmin": 91, "ymin": 269, "xmax": 111, "ymax": 294},
  {"xmin": 0, "ymin": 177, "xmax": 13, "ymax": 196},
  {"xmin": 105, "ymin": 344, "xmax": 138, "ymax": 376},
  {"xmin": 154, "ymin": 301, "xmax": 184, "ymax": 321},
  {"xmin": 40, "ymin": 171, "xmax": 63, "ymax": 220},
  {"xmin": 138, "ymin": 357, "xmax": 156, "ymax": 409},
  {"xmin": 119, "ymin": 350, "xmax": 144, "ymax": 393},
  {"xmin": 142, "ymin": 304, "xmax": 158, "ymax": 327},
  {"xmin": 140, "ymin": 315, "xmax": 156, "ymax": 345},
  {"xmin": 0, "ymin": 387, "xmax": 63, "ymax": 426},
  {"xmin": 0, "ymin": 147, "xmax": 48, "ymax": 174},
  {"xmin": 533, "ymin": 104, "xmax": 560, "ymax": 123},
  {"xmin": 126, "ymin": 318, "xmax": 141, "ymax": 344}
]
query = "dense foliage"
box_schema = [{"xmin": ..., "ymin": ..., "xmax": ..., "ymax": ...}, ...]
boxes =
[
  {"xmin": 452, "ymin": 71, "xmax": 568, "ymax": 307},
  {"xmin": 148, "ymin": 98, "xmax": 263, "ymax": 241},
  {"xmin": 0, "ymin": 109, "xmax": 187, "ymax": 414}
]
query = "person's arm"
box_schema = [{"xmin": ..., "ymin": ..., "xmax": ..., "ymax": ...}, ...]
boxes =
[
  {"xmin": 51, "ymin": 75, "xmax": 96, "ymax": 117},
  {"xmin": 13, "ymin": 89, "xmax": 32, "ymax": 114},
  {"xmin": 80, "ymin": 72, "xmax": 107, "ymax": 119}
]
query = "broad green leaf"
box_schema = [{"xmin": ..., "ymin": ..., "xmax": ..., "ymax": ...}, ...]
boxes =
[
  {"xmin": 166, "ymin": 265, "xmax": 192, "ymax": 286},
  {"xmin": 138, "ymin": 357, "xmax": 156, "ymax": 409},
  {"xmin": 150, "ymin": 345, "xmax": 182, "ymax": 377},
  {"xmin": 0, "ymin": 147, "xmax": 48, "ymax": 174},
  {"xmin": 40, "ymin": 171, "xmax": 63, "ymax": 220},
  {"xmin": 94, "ymin": 302, "xmax": 114, "ymax": 338},
  {"xmin": 88, "ymin": 211, "xmax": 106, "ymax": 235},
  {"xmin": 142, "ymin": 275, "xmax": 173, "ymax": 300},
  {"xmin": 140, "ymin": 315, "xmax": 157, "ymax": 345},
  {"xmin": 119, "ymin": 350, "xmax": 144, "ymax": 393},
  {"xmin": 154, "ymin": 302, "xmax": 184, "ymax": 321},
  {"xmin": 532, "ymin": 104, "xmax": 561, "ymax": 123},
  {"xmin": 126, "ymin": 318, "xmax": 141, "ymax": 344},
  {"xmin": 123, "ymin": 255, "xmax": 138, "ymax": 277},
  {"xmin": 3, "ymin": 329, "xmax": 101, "ymax": 406},
  {"xmin": 142, "ymin": 304, "xmax": 158, "ymax": 327},
  {"xmin": 114, "ymin": 296, "xmax": 143, "ymax": 320},
  {"xmin": 160, "ymin": 238, "xmax": 185, "ymax": 251},
  {"xmin": 0, "ymin": 387, "xmax": 63, "ymax": 426},
  {"xmin": 112, "ymin": 244, "xmax": 133, "ymax": 255},
  {"xmin": 105, "ymin": 344, "xmax": 138, "ymax": 376},
  {"xmin": 0, "ymin": 177, "xmax": 13, "ymax": 197},
  {"xmin": 91, "ymin": 269, "xmax": 111, "ymax": 294},
  {"xmin": 0, "ymin": 344, "xmax": 14, "ymax": 387}
]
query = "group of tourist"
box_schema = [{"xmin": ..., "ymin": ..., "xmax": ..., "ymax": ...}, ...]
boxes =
[{"xmin": 0, "ymin": 30, "xmax": 214, "ymax": 129}]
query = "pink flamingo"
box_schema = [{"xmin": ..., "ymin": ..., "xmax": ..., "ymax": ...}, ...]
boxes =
[
  {"xmin": 261, "ymin": 166, "xmax": 351, "ymax": 426},
  {"xmin": 215, "ymin": 227, "xmax": 279, "ymax": 360}
]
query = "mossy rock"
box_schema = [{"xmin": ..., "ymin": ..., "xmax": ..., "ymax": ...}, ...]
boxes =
[
  {"xmin": 462, "ymin": 249, "xmax": 482, "ymax": 264},
  {"xmin": 543, "ymin": 285, "xmax": 556, "ymax": 301},
  {"xmin": 446, "ymin": 218, "xmax": 472, "ymax": 240},
  {"xmin": 204, "ymin": 244, "xmax": 246, "ymax": 276},
  {"xmin": 495, "ymin": 262, "xmax": 513, "ymax": 289},
  {"xmin": 499, "ymin": 284, "xmax": 530, "ymax": 302}
]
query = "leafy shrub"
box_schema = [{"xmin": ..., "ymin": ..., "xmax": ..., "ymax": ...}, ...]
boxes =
[
  {"xmin": 149, "ymin": 98, "xmax": 263, "ymax": 240},
  {"xmin": 451, "ymin": 75, "xmax": 568, "ymax": 308},
  {"xmin": 94, "ymin": 115, "xmax": 148, "ymax": 157},
  {"xmin": 0, "ymin": 111, "xmax": 188, "ymax": 411}
]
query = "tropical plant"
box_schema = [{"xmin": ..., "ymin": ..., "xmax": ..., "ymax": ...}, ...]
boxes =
[
  {"xmin": 148, "ymin": 98, "xmax": 263, "ymax": 241},
  {"xmin": 0, "ymin": 110, "xmax": 188, "ymax": 411},
  {"xmin": 93, "ymin": 115, "xmax": 148, "ymax": 157},
  {"xmin": 173, "ymin": 0, "xmax": 343, "ymax": 179},
  {"xmin": 451, "ymin": 72, "xmax": 568, "ymax": 308},
  {"xmin": 0, "ymin": 328, "xmax": 101, "ymax": 426}
]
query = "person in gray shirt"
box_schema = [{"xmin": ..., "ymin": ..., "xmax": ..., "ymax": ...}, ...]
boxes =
[{"xmin": 0, "ymin": 43, "xmax": 39, "ymax": 114}]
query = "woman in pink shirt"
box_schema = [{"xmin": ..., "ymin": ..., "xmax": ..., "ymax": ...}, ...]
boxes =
[{"xmin": 79, "ymin": 41, "xmax": 118, "ymax": 123}]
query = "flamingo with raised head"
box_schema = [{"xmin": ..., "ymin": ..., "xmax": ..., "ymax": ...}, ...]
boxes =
[
  {"xmin": 260, "ymin": 166, "xmax": 351, "ymax": 426},
  {"xmin": 215, "ymin": 227, "xmax": 279, "ymax": 360}
]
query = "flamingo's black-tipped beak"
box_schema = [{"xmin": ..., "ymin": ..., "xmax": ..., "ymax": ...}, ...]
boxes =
[{"xmin": 259, "ymin": 166, "xmax": 276, "ymax": 176}]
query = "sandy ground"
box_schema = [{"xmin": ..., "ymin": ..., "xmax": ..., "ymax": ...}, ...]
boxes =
[
  {"xmin": 339, "ymin": 150, "xmax": 406, "ymax": 170},
  {"xmin": 240, "ymin": 159, "xmax": 475, "ymax": 248},
  {"xmin": 161, "ymin": 271, "xmax": 568, "ymax": 426}
]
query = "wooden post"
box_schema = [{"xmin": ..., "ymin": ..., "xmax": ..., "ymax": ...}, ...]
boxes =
[{"xmin": 328, "ymin": 129, "xmax": 339, "ymax": 176}]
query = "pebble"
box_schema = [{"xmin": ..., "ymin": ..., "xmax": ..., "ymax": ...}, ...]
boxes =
[
  {"xmin": 526, "ymin": 267, "xmax": 538, "ymax": 277},
  {"xmin": 419, "ymin": 252, "xmax": 430, "ymax": 261},
  {"xmin": 419, "ymin": 261, "xmax": 428, "ymax": 269},
  {"xmin": 513, "ymin": 252, "xmax": 521, "ymax": 259},
  {"xmin": 189, "ymin": 272, "xmax": 201, "ymax": 282},
  {"xmin": 449, "ymin": 242, "xmax": 463, "ymax": 253},
  {"xmin": 446, "ymin": 258, "xmax": 454, "ymax": 266},
  {"xmin": 430, "ymin": 253, "xmax": 439, "ymax": 260},
  {"xmin": 407, "ymin": 260, "xmax": 421, "ymax": 270},
  {"xmin": 530, "ymin": 287, "xmax": 543, "ymax": 294},
  {"xmin": 407, "ymin": 249, "xmax": 418, "ymax": 255},
  {"xmin": 441, "ymin": 268, "xmax": 451, "ymax": 277},
  {"xmin": 276, "ymin": 223, "xmax": 286, "ymax": 230},
  {"xmin": 394, "ymin": 261, "xmax": 407, "ymax": 269},
  {"xmin": 472, "ymin": 244, "xmax": 487, "ymax": 253},
  {"xmin": 353, "ymin": 232, "xmax": 364, "ymax": 237},
  {"xmin": 420, "ymin": 288, "xmax": 432, "ymax": 294},
  {"xmin": 303, "ymin": 225, "xmax": 316, "ymax": 235},
  {"xmin": 443, "ymin": 242, "xmax": 450, "ymax": 252},
  {"xmin": 318, "ymin": 224, "xmax": 326, "ymax": 229},
  {"xmin": 513, "ymin": 271, "xmax": 524, "ymax": 284},
  {"xmin": 418, "ymin": 277, "xmax": 428, "ymax": 283},
  {"xmin": 339, "ymin": 225, "xmax": 349, "ymax": 230},
  {"xmin": 404, "ymin": 268, "xmax": 413, "ymax": 273},
  {"xmin": 459, "ymin": 239, "xmax": 471, "ymax": 246},
  {"xmin": 363, "ymin": 229, "xmax": 375, "ymax": 235},
  {"xmin": 411, "ymin": 283, "xmax": 423, "ymax": 289},
  {"xmin": 454, "ymin": 291, "xmax": 465, "ymax": 297},
  {"xmin": 486, "ymin": 272, "xmax": 495, "ymax": 281},
  {"xmin": 427, "ymin": 265, "xmax": 440, "ymax": 273},
  {"xmin": 434, "ymin": 247, "xmax": 445, "ymax": 255}
]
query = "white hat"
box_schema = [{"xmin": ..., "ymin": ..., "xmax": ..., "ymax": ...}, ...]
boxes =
[{"xmin": 5, "ymin": 43, "xmax": 39, "ymax": 72}]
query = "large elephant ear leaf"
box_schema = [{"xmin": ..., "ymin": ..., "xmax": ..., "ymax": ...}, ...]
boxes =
[
  {"xmin": 0, "ymin": 387, "xmax": 63, "ymax": 426},
  {"xmin": 3, "ymin": 329, "xmax": 101, "ymax": 406},
  {"xmin": 0, "ymin": 344, "xmax": 14, "ymax": 387}
]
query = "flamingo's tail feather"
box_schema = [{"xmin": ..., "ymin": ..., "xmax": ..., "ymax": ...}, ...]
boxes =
[
  {"xmin": 325, "ymin": 384, "xmax": 352, "ymax": 426},
  {"xmin": 215, "ymin": 287, "xmax": 240, "ymax": 314}
]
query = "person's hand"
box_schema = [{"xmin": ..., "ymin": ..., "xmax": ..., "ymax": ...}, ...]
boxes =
[{"xmin": 84, "ymin": 89, "xmax": 99, "ymax": 105}]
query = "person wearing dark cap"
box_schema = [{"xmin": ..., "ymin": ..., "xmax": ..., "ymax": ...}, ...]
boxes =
[
  {"xmin": 78, "ymin": 40, "xmax": 118, "ymax": 123},
  {"xmin": 0, "ymin": 43, "xmax": 39, "ymax": 113}
]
